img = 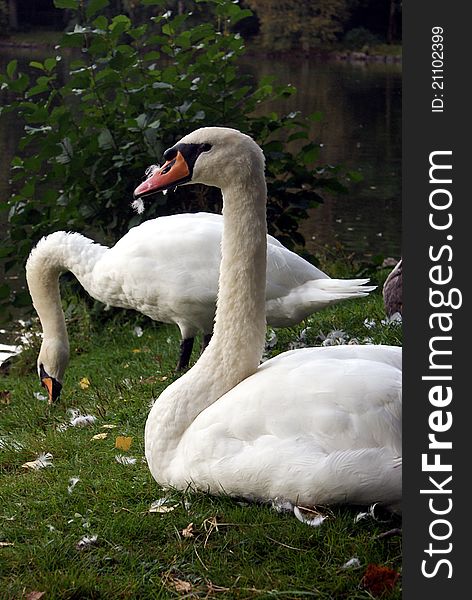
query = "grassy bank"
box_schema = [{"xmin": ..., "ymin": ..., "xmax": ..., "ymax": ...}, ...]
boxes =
[{"xmin": 0, "ymin": 281, "xmax": 402, "ymax": 599}]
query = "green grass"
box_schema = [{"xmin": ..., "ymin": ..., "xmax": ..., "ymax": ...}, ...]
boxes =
[{"xmin": 0, "ymin": 282, "xmax": 402, "ymax": 599}]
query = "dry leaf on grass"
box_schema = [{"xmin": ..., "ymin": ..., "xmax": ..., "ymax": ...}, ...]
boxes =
[
  {"xmin": 115, "ymin": 436, "xmax": 132, "ymax": 451},
  {"xmin": 25, "ymin": 592, "xmax": 45, "ymax": 600},
  {"xmin": 169, "ymin": 578, "xmax": 192, "ymax": 593},
  {"xmin": 0, "ymin": 390, "xmax": 11, "ymax": 404},
  {"xmin": 22, "ymin": 452, "xmax": 53, "ymax": 470},
  {"xmin": 361, "ymin": 563, "xmax": 400, "ymax": 597},
  {"xmin": 79, "ymin": 377, "xmax": 91, "ymax": 389},
  {"xmin": 91, "ymin": 433, "xmax": 108, "ymax": 441},
  {"xmin": 181, "ymin": 523, "xmax": 195, "ymax": 538},
  {"xmin": 101, "ymin": 424, "xmax": 117, "ymax": 429}
]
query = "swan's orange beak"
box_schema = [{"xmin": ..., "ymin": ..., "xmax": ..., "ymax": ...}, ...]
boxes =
[
  {"xmin": 39, "ymin": 365, "xmax": 62, "ymax": 404},
  {"xmin": 41, "ymin": 376, "xmax": 55, "ymax": 405},
  {"xmin": 134, "ymin": 151, "xmax": 190, "ymax": 198}
]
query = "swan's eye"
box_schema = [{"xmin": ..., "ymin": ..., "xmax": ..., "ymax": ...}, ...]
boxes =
[{"xmin": 200, "ymin": 143, "xmax": 212, "ymax": 152}]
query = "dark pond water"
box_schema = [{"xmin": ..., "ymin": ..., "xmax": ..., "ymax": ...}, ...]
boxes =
[{"xmin": 0, "ymin": 45, "xmax": 401, "ymax": 334}]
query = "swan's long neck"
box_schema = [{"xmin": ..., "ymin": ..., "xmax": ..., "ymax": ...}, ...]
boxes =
[
  {"xmin": 26, "ymin": 231, "xmax": 108, "ymax": 345},
  {"xmin": 147, "ymin": 169, "xmax": 268, "ymax": 473}
]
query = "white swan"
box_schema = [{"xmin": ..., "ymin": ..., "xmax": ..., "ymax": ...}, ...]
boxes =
[
  {"xmin": 134, "ymin": 127, "xmax": 402, "ymax": 511},
  {"xmin": 26, "ymin": 218, "xmax": 373, "ymax": 403}
]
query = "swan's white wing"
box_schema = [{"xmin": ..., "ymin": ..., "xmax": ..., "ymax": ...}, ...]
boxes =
[
  {"xmin": 173, "ymin": 345, "xmax": 402, "ymax": 508},
  {"xmin": 96, "ymin": 213, "xmax": 223, "ymax": 335}
]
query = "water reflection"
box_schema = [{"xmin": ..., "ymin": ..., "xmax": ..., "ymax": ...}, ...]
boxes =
[
  {"xmin": 0, "ymin": 48, "xmax": 401, "ymax": 324},
  {"xmin": 242, "ymin": 55, "xmax": 402, "ymax": 259}
]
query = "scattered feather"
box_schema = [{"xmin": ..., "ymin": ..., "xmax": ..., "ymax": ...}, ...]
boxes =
[
  {"xmin": 131, "ymin": 197, "xmax": 145, "ymax": 214},
  {"xmin": 115, "ymin": 436, "xmax": 132, "ymax": 451},
  {"xmin": 76, "ymin": 534, "xmax": 98, "ymax": 551},
  {"xmin": 363, "ymin": 318, "xmax": 376, "ymax": 329},
  {"xmin": 355, "ymin": 503, "xmax": 380, "ymax": 523},
  {"xmin": 91, "ymin": 433, "xmax": 108, "ymax": 441},
  {"xmin": 0, "ymin": 436, "xmax": 23, "ymax": 451},
  {"xmin": 271, "ymin": 498, "xmax": 294, "ymax": 513},
  {"xmin": 133, "ymin": 326, "xmax": 144, "ymax": 337},
  {"xmin": 69, "ymin": 410, "xmax": 97, "ymax": 427},
  {"xmin": 68, "ymin": 477, "xmax": 80, "ymax": 494},
  {"xmin": 149, "ymin": 498, "xmax": 178, "ymax": 513},
  {"xmin": 318, "ymin": 329, "xmax": 349, "ymax": 346},
  {"xmin": 115, "ymin": 454, "xmax": 137, "ymax": 465},
  {"xmin": 0, "ymin": 541, "xmax": 14, "ymax": 547},
  {"xmin": 341, "ymin": 557, "xmax": 361, "ymax": 569},
  {"xmin": 293, "ymin": 505, "xmax": 326, "ymax": 527},
  {"xmin": 381, "ymin": 312, "xmax": 402, "ymax": 326},
  {"xmin": 33, "ymin": 391, "xmax": 48, "ymax": 402},
  {"xmin": 22, "ymin": 452, "xmax": 53, "ymax": 470}
]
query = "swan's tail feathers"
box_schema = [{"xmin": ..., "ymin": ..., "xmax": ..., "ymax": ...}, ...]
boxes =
[
  {"xmin": 266, "ymin": 279, "xmax": 376, "ymax": 327},
  {"xmin": 311, "ymin": 278, "xmax": 377, "ymax": 299}
]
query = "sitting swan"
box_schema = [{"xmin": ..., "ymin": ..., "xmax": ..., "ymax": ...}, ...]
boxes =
[
  {"xmin": 26, "ymin": 217, "xmax": 374, "ymax": 403},
  {"xmin": 134, "ymin": 127, "xmax": 402, "ymax": 511}
]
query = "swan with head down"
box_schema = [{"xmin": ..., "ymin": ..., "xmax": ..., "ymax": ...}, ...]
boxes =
[
  {"xmin": 134, "ymin": 127, "xmax": 402, "ymax": 511},
  {"xmin": 26, "ymin": 212, "xmax": 374, "ymax": 403}
]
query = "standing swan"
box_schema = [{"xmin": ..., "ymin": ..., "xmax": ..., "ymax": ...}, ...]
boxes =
[
  {"xmin": 26, "ymin": 220, "xmax": 374, "ymax": 403},
  {"xmin": 134, "ymin": 127, "xmax": 402, "ymax": 511}
]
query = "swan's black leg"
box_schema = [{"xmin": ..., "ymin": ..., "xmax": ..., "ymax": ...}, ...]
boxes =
[
  {"xmin": 201, "ymin": 333, "xmax": 213, "ymax": 355},
  {"xmin": 176, "ymin": 337, "xmax": 194, "ymax": 372}
]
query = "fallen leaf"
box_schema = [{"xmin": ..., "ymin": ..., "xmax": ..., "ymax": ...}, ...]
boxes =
[
  {"xmin": 170, "ymin": 578, "xmax": 192, "ymax": 593},
  {"xmin": 0, "ymin": 541, "xmax": 14, "ymax": 547},
  {"xmin": 91, "ymin": 433, "xmax": 108, "ymax": 441},
  {"xmin": 0, "ymin": 390, "xmax": 11, "ymax": 404},
  {"xmin": 101, "ymin": 424, "xmax": 117, "ymax": 429},
  {"xmin": 79, "ymin": 377, "xmax": 90, "ymax": 389},
  {"xmin": 361, "ymin": 563, "xmax": 400, "ymax": 597},
  {"xmin": 22, "ymin": 452, "xmax": 53, "ymax": 470},
  {"xmin": 181, "ymin": 523, "xmax": 194, "ymax": 538},
  {"xmin": 25, "ymin": 592, "xmax": 45, "ymax": 600},
  {"xmin": 132, "ymin": 348, "xmax": 141, "ymax": 353},
  {"xmin": 115, "ymin": 436, "xmax": 132, "ymax": 451}
]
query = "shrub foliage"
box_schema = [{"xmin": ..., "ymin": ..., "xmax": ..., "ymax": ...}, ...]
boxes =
[{"xmin": 0, "ymin": 0, "xmax": 347, "ymax": 320}]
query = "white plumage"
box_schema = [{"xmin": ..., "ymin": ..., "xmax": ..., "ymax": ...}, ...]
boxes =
[
  {"xmin": 26, "ymin": 211, "xmax": 373, "ymax": 399},
  {"xmin": 137, "ymin": 127, "xmax": 402, "ymax": 511}
]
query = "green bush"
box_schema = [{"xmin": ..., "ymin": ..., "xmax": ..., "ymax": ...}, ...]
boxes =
[{"xmin": 0, "ymin": 0, "xmax": 348, "ymax": 321}]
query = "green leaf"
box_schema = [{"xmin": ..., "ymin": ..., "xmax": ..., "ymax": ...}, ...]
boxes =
[
  {"xmin": 53, "ymin": 0, "xmax": 79, "ymax": 8},
  {"xmin": 44, "ymin": 58, "xmax": 57, "ymax": 72},
  {"xmin": 86, "ymin": 0, "xmax": 109, "ymax": 19},
  {"xmin": 7, "ymin": 59, "xmax": 17, "ymax": 78},
  {"xmin": 29, "ymin": 61, "xmax": 45, "ymax": 71}
]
